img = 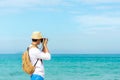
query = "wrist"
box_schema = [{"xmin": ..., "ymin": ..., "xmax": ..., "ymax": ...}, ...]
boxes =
[{"xmin": 43, "ymin": 44, "xmax": 47, "ymax": 47}]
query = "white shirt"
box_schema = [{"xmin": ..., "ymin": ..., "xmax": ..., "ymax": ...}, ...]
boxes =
[{"xmin": 29, "ymin": 45, "xmax": 51, "ymax": 78}]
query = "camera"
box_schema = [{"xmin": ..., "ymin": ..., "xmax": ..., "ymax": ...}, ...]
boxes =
[{"xmin": 41, "ymin": 38, "xmax": 48, "ymax": 43}]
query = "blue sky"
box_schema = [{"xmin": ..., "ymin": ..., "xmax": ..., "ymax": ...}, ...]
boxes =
[{"xmin": 0, "ymin": 0, "xmax": 120, "ymax": 54}]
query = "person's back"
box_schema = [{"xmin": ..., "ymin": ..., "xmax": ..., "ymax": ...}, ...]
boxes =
[{"xmin": 29, "ymin": 31, "xmax": 51, "ymax": 80}]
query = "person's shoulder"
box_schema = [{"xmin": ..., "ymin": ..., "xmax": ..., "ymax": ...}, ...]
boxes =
[
  {"xmin": 29, "ymin": 47, "xmax": 41, "ymax": 52},
  {"xmin": 29, "ymin": 47, "xmax": 38, "ymax": 50}
]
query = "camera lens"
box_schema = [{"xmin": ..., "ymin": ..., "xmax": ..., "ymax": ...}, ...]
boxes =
[{"xmin": 41, "ymin": 39, "xmax": 43, "ymax": 42}]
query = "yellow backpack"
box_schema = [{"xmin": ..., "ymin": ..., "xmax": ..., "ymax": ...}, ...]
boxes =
[{"xmin": 22, "ymin": 48, "xmax": 38, "ymax": 74}]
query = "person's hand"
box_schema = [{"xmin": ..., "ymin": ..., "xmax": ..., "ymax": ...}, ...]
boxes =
[{"xmin": 42, "ymin": 38, "xmax": 48, "ymax": 47}]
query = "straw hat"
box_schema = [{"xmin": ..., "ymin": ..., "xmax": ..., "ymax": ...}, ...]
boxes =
[{"xmin": 31, "ymin": 31, "xmax": 43, "ymax": 39}]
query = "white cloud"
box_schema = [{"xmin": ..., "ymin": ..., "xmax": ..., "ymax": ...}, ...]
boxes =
[
  {"xmin": 0, "ymin": 0, "xmax": 119, "ymax": 15},
  {"xmin": 29, "ymin": 7, "xmax": 61, "ymax": 12},
  {"xmin": 0, "ymin": 0, "xmax": 64, "ymax": 14},
  {"xmin": 0, "ymin": 0, "xmax": 37, "ymax": 8},
  {"xmin": 61, "ymin": 1, "xmax": 75, "ymax": 7},
  {"xmin": 0, "ymin": 8, "xmax": 21, "ymax": 15},
  {"xmin": 83, "ymin": 27, "xmax": 120, "ymax": 35},
  {"xmin": 74, "ymin": 0, "xmax": 120, "ymax": 11},
  {"xmin": 0, "ymin": 0, "xmax": 63, "ymax": 8},
  {"xmin": 75, "ymin": 15, "xmax": 120, "ymax": 38},
  {"xmin": 75, "ymin": 0, "xmax": 120, "ymax": 4},
  {"xmin": 76, "ymin": 15, "xmax": 120, "ymax": 26},
  {"xmin": 94, "ymin": 5, "xmax": 120, "ymax": 10}
]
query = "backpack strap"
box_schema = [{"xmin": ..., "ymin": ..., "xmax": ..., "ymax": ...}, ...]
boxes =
[
  {"xmin": 27, "ymin": 47, "xmax": 43, "ymax": 66},
  {"xmin": 27, "ymin": 47, "xmax": 31, "ymax": 62},
  {"xmin": 34, "ymin": 59, "xmax": 39, "ymax": 66}
]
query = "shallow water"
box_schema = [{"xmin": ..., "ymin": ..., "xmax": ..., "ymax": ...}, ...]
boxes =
[{"xmin": 0, "ymin": 54, "xmax": 120, "ymax": 80}]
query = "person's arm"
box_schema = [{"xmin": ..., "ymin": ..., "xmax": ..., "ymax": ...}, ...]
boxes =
[
  {"xmin": 30, "ymin": 48, "xmax": 51, "ymax": 60},
  {"xmin": 42, "ymin": 45, "xmax": 49, "ymax": 53},
  {"xmin": 35, "ymin": 38, "xmax": 51, "ymax": 60},
  {"xmin": 42, "ymin": 38, "xmax": 50, "ymax": 53}
]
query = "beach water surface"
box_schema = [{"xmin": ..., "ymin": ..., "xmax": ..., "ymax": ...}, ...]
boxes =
[{"xmin": 0, "ymin": 54, "xmax": 120, "ymax": 80}]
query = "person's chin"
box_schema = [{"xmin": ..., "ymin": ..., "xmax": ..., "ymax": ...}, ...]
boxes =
[{"xmin": 38, "ymin": 43, "xmax": 40, "ymax": 45}]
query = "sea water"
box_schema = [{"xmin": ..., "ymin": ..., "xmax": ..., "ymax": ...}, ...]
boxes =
[{"xmin": 0, "ymin": 54, "xmax": 120, "ymax": 80}]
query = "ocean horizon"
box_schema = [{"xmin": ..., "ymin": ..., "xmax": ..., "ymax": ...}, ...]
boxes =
[{"xmin": 0, "ymin": 53, "xmax": 120, "ymax": 80}]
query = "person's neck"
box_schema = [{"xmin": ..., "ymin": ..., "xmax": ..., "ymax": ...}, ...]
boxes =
[{"xmin": 31, "ymin": 42, "xmax": 38, "ymax": 47}]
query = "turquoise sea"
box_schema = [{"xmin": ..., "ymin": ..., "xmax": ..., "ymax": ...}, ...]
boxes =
[{"xmin": 0, "ymin": 54, "xmax": 120, "ymax": 80}]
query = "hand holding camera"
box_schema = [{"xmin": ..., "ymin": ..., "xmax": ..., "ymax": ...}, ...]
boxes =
[{"xmin": 41, "ymin": 38, "xmax": 48, "ymax": 47}]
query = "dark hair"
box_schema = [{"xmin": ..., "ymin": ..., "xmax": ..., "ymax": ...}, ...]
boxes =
[{"xmin": 32, "ymin": 39, "xmax": 38, "ymax": 42}]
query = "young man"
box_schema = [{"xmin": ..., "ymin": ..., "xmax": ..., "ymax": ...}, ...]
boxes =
[{"xmin": 29, "ymin": 31, "xmax": 51, "ymax": 80}]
